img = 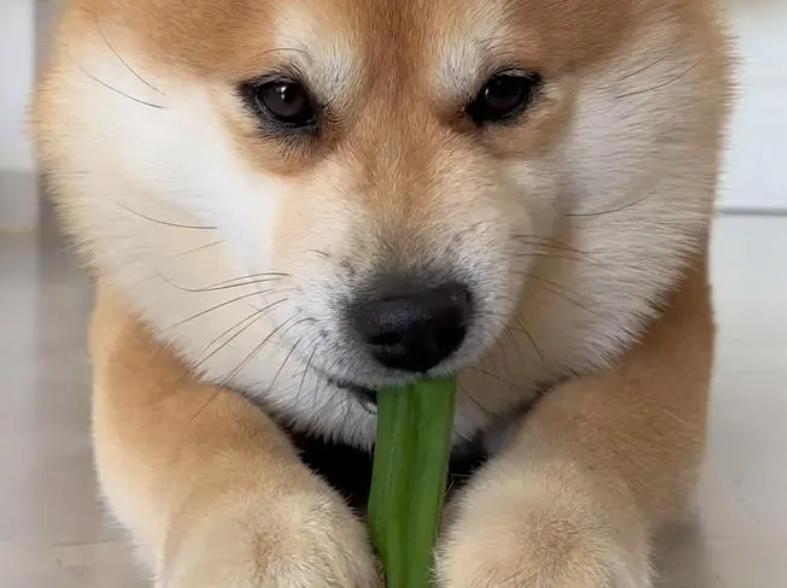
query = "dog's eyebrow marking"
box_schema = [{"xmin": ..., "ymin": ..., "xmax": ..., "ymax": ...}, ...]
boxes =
[
  {"xmin": 425, "ymin": 0, "xmax": 514, "ymax": 96},
  {"xmin": 272, "ymin": 4, "xmax": 360, "ymax": 106}
]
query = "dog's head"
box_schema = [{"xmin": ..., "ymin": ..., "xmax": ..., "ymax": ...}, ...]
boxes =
[{"xmin": 35, "ymin": 0, "xmax": 728, "ymax": 443}]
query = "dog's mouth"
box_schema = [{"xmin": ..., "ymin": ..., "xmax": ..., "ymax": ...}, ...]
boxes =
[{"xmin": 325, "ymin": 376, "xmax": 378, "ymax": 412}]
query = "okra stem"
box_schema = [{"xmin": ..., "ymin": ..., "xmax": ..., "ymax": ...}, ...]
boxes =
[{"xmin": 368, "ymin": 377, "xmax": 457, "ymax": 588}]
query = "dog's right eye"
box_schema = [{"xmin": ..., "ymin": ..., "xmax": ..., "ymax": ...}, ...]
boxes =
[
  {"xmin": 467, "ymin": 71, "xmax": 542, "ymax": 125},
  {"xmin": 239, "ymin": 78, "xmax": 317, "ymax": 131}
]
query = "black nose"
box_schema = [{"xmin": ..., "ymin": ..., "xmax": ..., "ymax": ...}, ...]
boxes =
[{"xmin": 348, "ymin": 279, "xmax": 473, "ymax": 372}]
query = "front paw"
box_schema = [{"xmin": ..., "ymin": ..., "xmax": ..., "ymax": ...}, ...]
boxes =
[
  {"xmin": 160, "ymin": 486, "xmax": 380, "ymax": 587},
  {"xmin": 436, "ymin": 461, "xmax": 652, "ymax": 587}
]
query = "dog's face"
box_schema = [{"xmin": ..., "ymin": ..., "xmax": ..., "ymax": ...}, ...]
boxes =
[{"xmin": 35, "ymin": 0, "xmax": 728, "ymax": 444}]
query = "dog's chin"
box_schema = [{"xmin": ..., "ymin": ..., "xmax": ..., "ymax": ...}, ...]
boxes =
[{"xmin": 322, "ymin": 367, "xmax": 460, "ymax": 411}]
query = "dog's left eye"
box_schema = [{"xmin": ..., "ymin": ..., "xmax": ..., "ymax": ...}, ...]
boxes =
[
  {"xmin": 467, "ymin": 72, "xmax": 542, "ymax": 124},
  {"xmin": 240, "ymin": 78, "xmax": 317, "ymax": 130}
]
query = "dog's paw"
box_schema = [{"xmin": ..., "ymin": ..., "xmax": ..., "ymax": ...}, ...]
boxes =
[
  {"xmin": 160, "ymin": 487, "xmax": 380, "ymax": 587},
  {"xmin": 436, "ymin": 461, "xmax": 652, "ymax": 588}
]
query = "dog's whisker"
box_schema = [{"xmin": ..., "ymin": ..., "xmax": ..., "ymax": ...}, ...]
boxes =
[
  {"xmin": 164, "ymin": 289, "xmax": 275, "ymax": 332},
  {"xmin": 94, "ymin": 15, "xmax": 166, "ymax": 96},
  {"xmin": 191, "ymin": 298, "xmax": 290, "ymax": 374},
  {"xmin": 512, "ymin": 237, "xmax": 604, "ymax": 265},
  {"xmin": 511, "ymin": 235, "xmax": 592, "ymax": 255},
  {"xmin": 223, "ymin": 312, "xmax": 302, "ymax": 383},
  {"xmin": 514, "ymin": 272, "xmax": 598, "ymax": 314},
  {"xmin": 467, "ymin": 366, "xmax": 520, "ymax": 391},
  {"xmin": 203, "ymin": 307, "xmax": 268, "ymax": 353},
  {"xmin": 161, "ymin": 275, "xmax": 287, "ymax": 293},
  {"xmin": 77, "ymin": 64, "xmax": 166, "ymax": 109},
  {"xmin": 566, "ymin": 190, "xmax": 655, "ymax": 219},
  {"xmin": 510, "ymin": 316, "xmax": 545, "ymax": 364},
  {"xmin": 615, "ymin": 53, "xmax": 670, "ymax": 83},
  {"xmin": 171, "ymin": 239, "xmax": 225, "ymax": 258},
  {"xmin": 498, "ymin": 325, "xmax": 520, "ymax": 386},
  {"xmin": 513, "ymin": 251, "xmax": 595, "ymax": 265},
  {"xmin": 296, "ymin": 338, "xmax": 322, "ymax": 401},
  {"xmin": 207, "ymin": 271, "xmax": 291, "ymax": 288},
  {"xmin": 188, "ymin": 389, "xmax": 222, "ymax": 423},
  {"xmin": 615, "ymin": 57, "xmax": 704, "ymax": 100},
  {"xmin": 267, "ymin": 318, "xmax": 316, "ymax": 393},
  {"xmin": 458, "ymin": 382, "xmax": 494, "ymax": 423},
  {"xmin": 305, "ymin": 249, "xmax": 331, "ymax": 259},
  {"xmin": 459, "ymin": 380, "xmax": 498, "ymax": 429},
  {"xmin": 116, "ymin": 201, "xmax": 215, "ymax": 229}
]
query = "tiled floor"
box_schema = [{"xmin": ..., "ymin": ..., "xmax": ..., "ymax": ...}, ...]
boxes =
[{"xmin": 1, "ymin": 215, "xmax": 785, "ymax": 587}]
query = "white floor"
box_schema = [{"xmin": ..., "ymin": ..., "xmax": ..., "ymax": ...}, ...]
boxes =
[{"xmin": 0, "ymin": 215, "xmax": 785, "ymax": 587}]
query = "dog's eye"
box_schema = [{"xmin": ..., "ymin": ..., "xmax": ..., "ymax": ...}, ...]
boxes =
[
  {"xmin": 468, "ymin": 72, "xmax": 542, "ymax": 124},
  {"xmin": 241, "ymin": 78, "xmax": 316, "ymax": 129}
]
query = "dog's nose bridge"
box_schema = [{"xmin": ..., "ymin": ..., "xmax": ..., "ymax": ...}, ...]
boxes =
[
  {"xmin": 348, "ymin": 98, "xmax": 444, "ymax": 198},
  {"xmin": 336, "ymin": 98, "xmax": 461, "ymax": 274}
]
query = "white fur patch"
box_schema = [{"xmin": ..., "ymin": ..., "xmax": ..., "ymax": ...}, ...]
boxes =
[
  {"xmin": 272, "ymin": 3, "xmax": 361, "ymax": 107},
  {"xmin": 431, "ymin": 0, "xmax": 514, "ymax": 98}
]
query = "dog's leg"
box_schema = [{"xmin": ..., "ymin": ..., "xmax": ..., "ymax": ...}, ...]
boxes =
[
  {"xmin": 89, "ymin": 285, "xmax": 379, "ymax": 587},
  {"xmin": 437, "ymin": 259, "xmax": 713, "ymax": 587}
]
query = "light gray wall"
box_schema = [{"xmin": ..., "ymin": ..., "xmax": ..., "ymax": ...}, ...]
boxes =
[
  {"xmin": 0, "ymin": 0, "xmax": 37, "ymax": 231},
  {"xmin": 719, "ymin": 0, "xmax": 787, "ymax": 213}
]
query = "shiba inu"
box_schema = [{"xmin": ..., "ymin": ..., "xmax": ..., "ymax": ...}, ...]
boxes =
[{"xmin": 33, "ymin": 0, "xmax": 730, "ymax": 585}]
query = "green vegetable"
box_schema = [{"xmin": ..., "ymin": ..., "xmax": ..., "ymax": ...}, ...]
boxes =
[{"xmin": 368, "ymin": 377, "xmax": 457, "ymax": 588}]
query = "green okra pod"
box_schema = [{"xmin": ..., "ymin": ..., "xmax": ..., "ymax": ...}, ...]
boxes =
[{"xmin": 368, "ymin": 377, "xmax": 457, "ymax": 588}]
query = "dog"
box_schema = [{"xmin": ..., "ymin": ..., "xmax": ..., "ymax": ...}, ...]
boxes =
[{"xmin": 33, "ymin": 0, "xmax": 730, "ymax": 585}]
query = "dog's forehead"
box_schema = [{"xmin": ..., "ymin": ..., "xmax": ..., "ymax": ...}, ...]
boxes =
[{"xmin": 86, "ymin": 0, "xmax": 640, "ymax": 83}]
